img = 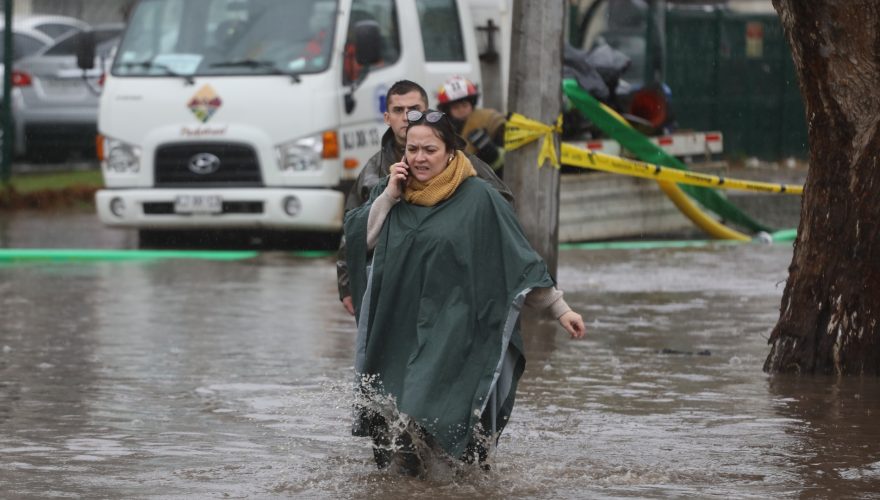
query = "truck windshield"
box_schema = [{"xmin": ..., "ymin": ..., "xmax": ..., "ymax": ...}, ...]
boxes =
[{"xmin": 112, "ymin": 0, "xmax": 338, "ymax": 78}]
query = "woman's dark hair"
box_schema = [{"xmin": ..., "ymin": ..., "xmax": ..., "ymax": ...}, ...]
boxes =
[{"xmin": 406, "ymin": 109, "xmax": 466, "ymax": 151}]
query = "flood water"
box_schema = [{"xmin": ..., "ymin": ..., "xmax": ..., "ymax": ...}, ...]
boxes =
[{"xmin": 1, "ymin": 213, "xmax": 879, "ymax": 498}]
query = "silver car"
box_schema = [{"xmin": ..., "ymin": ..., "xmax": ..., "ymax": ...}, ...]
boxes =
[
  {"xmin": 0, "ymin": 15, "xmax": 89, "ymax": 67},
  {"xmin": 1, "ymin": 15, "xmax": 88, "ymax": 81},
  {"xmin": 0, "ymin": 26, "xmax": 54, "ymax": 63},
  {"xmin": 0, "ymin": 16, "xmax": 89, "ymax": 61},
  {"xmin": 12, "ymin": 24, "xmax": 124, "ymax": 162},
  {"xmin": 13, "ymin": 15, "xmax": 90, "ymax": 40}
]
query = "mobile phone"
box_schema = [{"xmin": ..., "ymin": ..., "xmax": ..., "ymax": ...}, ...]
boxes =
[{"xmin": 400, "ymin": 156, "xmax": 409, "ymax": 189}]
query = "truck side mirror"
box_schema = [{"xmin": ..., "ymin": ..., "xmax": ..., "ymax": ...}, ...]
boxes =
[
  {"xmin": 354, "ymin": 20, "xmax": 382, "ymax": 66},
  {"xmin": 344, "ymin": 20, "xmax": 382, "ymax": 114},
  {"xmin": 76, "ymin": 30, "xmax": 97, "ymax": 71}
]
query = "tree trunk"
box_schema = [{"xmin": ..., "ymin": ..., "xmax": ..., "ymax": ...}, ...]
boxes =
[
  {"xmin": 505, "ymin": 0, "xmax": 564, "ymax": 275},
  {"xmin": 764, "ymin": 0, "xmax": 880, "ymax": 375}
]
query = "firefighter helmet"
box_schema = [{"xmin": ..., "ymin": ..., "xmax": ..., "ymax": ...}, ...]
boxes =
[{"xmin": 437, "ymin": 76, "xmax": 479, "ymax": 111}]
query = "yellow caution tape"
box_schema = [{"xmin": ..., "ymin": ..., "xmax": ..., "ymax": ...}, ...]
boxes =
[
  {"xmin": 505, "ymin": 113, "xmax": 562, "ymax": 169},
  {"xmin": 560, "ymin": 143, "xmax": 803, "ymax": 195},
  {"xmin": 504, "ymin": 112, "xmax": 802, "ymax": 195}
]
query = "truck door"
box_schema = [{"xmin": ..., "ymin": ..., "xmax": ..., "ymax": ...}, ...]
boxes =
[
  {"xmin": 338, "ymin": 0, "xmax": 407, "ymax": 180},
  {"xmin": 413, "ymin": 0, "xmax": 482, "ymax": 108}
]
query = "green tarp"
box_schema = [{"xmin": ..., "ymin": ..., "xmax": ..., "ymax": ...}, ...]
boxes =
[{"xmin": 563, "ymin": 79, "xmax": 773, "ymax": 233}]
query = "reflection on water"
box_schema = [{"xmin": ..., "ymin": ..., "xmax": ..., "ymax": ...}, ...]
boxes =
[
  {"xmin": 0, "ymin": 210, "xmax": 138, "ymax": 249},
  {"xmin": 768, "ymin": 376, "xmax": 880, "ymax": 497},
  {"xmin": 1, "ymin": 244, "xmax": 878, "ymax": 498}
]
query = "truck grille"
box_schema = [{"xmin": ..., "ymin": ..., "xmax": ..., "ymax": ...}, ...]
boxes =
[{"xmin": 154, "ymin": 143, "xmax": 263, "ymax": 187}]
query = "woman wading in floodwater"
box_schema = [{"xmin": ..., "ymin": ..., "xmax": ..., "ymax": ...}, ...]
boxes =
[{"xmin": 344, "ymin": 109, "xmax": 586, "ymax": 475}]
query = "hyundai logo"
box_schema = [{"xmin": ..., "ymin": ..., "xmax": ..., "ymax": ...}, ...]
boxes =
[{"xmin": 188, "ymin": 153, "xmax": 221, "ymax": 175}]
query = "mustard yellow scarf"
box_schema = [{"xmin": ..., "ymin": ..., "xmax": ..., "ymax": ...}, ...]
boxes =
[{"xmin": 401, "ymin": 151, "xmax": 476, "ymax": 206}]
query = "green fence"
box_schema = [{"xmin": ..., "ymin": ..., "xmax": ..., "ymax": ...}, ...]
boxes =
[{"xmin": 665, "ymin": 8, "xmax": 808, "ymax": 161}]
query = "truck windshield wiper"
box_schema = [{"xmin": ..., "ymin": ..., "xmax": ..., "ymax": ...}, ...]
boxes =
[
  {"xmin": 119, "ymin": 59, "xmax": 195, "ymax": 85},
  {"xmin": 210, "ymin": 59, "xmax": 301, "ymax": 83}
]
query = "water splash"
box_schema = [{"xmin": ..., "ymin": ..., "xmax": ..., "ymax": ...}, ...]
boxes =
[{"xmin": 352, "ymin": 373, "xmax": 497, "ymax": 479}]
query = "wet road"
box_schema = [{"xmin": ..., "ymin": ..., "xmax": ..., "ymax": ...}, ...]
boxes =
[
  {"xmin": 0, "ymin": 210, "xmax": 138, "ymax": 249},
  {"xmin": 1, "ymin": 214, "xmax": 879, "ymax": 498}
]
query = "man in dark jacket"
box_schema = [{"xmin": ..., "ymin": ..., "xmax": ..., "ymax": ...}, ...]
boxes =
[{"xmin": 337, "ymin": 80, "xmax": 512, "ymax": 314}]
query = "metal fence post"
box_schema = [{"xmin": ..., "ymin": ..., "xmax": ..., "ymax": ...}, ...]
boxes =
[{"xmin": 1, "ymin": 0, "xmax": 14, "ymax": 184}]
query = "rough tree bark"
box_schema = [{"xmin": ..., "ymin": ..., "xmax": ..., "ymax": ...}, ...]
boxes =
[{"xmin": 764, "ymin": 0, "xmax": 880, "ymax": 375}]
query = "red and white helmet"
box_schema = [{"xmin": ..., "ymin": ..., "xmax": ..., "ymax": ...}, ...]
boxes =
[{"xmin": 437, "ymin": 76, "xmax": 479, "ymax": 111}]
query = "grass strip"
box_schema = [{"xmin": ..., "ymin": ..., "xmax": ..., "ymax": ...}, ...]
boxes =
[
  {"xmin": 2, "ymin": 169, "xmax": 103, "ymax": 210},
  {"xmin": 7, "ymin": 169, "xmax": 103, "ymax": 193}
]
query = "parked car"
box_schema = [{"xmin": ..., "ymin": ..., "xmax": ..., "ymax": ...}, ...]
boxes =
[
  {"xmin": 13, "ymin": 15, "xmax": 90, "ymax": 40},
  {"xmin": 12, "ymin": 24, "xmax": 124, "ymax": 162},
  {"xmin": 0, "ymin": 24, "xmax": 54, "ymax": 63},
  {"xmin": 0, "ymin": 16, "xmax": 87, "ymax": 110},
  {"xmin": 0, "ymin": 25, "xmax": 53, "ymax": 118}
]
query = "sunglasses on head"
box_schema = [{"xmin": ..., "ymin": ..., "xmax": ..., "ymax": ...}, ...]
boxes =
[{"xmin": 406, "ymin": 110, "xmax": 446, "ymax": 124}]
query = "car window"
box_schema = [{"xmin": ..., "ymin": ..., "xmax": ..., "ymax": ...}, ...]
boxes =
[
  {"xmin": 45, "ymin": 29, "xmax": 123, "ymax": 57},
  {"xmin": 35, "ymin": 23, "xmax": 82, "ymax": 39},
  {"xmin": 11, "ymin": 33, "xmax": 49, "ymax": 60}
]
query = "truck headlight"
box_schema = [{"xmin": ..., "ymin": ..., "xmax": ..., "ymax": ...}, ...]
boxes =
[
  {"xmin": 282, "ymin": 195, "xmax": 302, "ymax": 216},
  {"xmin": 103, "ymin": 137, "xmax": 141, "ymax": 173},
  {"xmin": 276, "ymin": 134, "xmax": 323, "ymax": 172},
  {"xmin": 109, "ymin": 197, "xmax": 125, "ymax": 217}
]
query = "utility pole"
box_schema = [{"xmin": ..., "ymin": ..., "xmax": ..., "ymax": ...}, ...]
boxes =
[
  {"xmin": 505, "ymin": 0, "xmax": 564, "ymax": 274},
  {"xmin": 1, "ymin": 0, "xmax": 13, "ymax": 185}
]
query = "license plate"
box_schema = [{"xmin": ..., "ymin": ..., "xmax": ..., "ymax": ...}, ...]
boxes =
[
  {"xmin": 41, "ymin": 78, "xmax": 84, "ymax": 93},
  {"xmin": 174, "ymin": 194, "xmax": 222, "ymax": 214}
]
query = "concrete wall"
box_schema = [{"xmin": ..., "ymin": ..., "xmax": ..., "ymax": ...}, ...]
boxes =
[
  {"xmin": 559, "ymin": 165, "xmax": 803, "ymax": 242},
  {"xmin": 559, "ymin": 172, "xmax": 696, "ymax": 242},
  {"xmin": 12, "ymin": 0, "xmax": 33, "ymax": 16}
]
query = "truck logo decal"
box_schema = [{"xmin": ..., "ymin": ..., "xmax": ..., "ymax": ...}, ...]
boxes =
[
  {"xmin": 188, "ymin": 153, "xmax": 222, "ymax": 175},
  {"xmin": 188, "ymin": 84, "xmax": 223, "ymax": 123}
]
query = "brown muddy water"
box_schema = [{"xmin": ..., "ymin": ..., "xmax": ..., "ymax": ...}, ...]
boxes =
[{"xmin": 1, "ymin": 213, "xmax": 879, "ymax": 498}]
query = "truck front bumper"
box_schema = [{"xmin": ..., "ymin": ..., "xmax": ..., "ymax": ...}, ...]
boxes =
[{"xmin": 96, "ymin": 188, "xmax": 344, "ymax": 231}]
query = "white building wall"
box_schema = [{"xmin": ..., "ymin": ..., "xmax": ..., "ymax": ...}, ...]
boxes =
[{"xmin": 13, "ymin": 0, "xmax": 33, "ymax": 16}]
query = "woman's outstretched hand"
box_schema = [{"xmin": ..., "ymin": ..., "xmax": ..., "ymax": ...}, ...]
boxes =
[{"xmin": 559, "ymin": 311, "xmax": 586, "ymax": 339}]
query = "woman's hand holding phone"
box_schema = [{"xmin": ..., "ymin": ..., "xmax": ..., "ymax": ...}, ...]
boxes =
[{"xmin": 385, "ymin": 155, "xmax": 409, "ymax": 200}]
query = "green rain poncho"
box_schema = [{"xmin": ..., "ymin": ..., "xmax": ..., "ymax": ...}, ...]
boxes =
[{"xmin": 345, "ymin": 176, "xmax": 554, "ymax": 458}]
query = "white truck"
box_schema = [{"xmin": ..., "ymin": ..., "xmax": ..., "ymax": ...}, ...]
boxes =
[
  {"xmin": 88, "ymin": 0, "xmax": 719, "ymax": 245},
  {"xmin": 91, "ymin": 0, "xmax": 485, "ymax": 244}
]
